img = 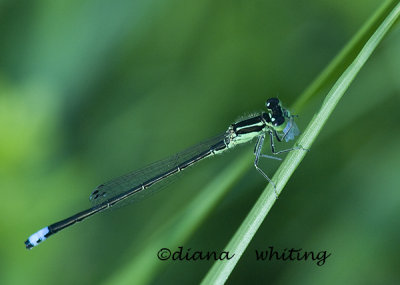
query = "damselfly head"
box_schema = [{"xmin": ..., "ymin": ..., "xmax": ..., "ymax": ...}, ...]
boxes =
[
  {"xmin": 266, "ymin": 98, "xmax": 285, "ymax": 127},
  {"xmin": 265, "ymin": 98, "xmax": 300, "ymax": 141}
]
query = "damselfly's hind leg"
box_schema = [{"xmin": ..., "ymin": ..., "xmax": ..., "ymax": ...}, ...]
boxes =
[
  {"xmin": 253, "ymin": 134, "xmax": 279, "ymax": 198},
  {"xmin": 253, "ymin": 131, "xmax": 307, "ymax": 198}
]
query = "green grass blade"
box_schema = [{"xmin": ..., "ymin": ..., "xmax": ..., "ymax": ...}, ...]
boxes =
[
  {"xmin": 201, "ymin": 2, "xmax": 400, "ymax": 284},
  {"xmin": 292, "ymin": 0, "xmax": 400, "ymax": 113}
]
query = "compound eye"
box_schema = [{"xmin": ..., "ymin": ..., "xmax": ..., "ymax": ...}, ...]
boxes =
[
  {"xmin": 266, "ymin": 98, "xmax": 280, "ymax": 109},
  {"xmin": 271, "ymin": 116, "xmax": 284, "ymax": 126}
]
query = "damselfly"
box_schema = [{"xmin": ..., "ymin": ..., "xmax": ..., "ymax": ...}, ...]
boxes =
[{"xmin": 25, "ymin": 98, "xmax": 302, "ymax": 249}]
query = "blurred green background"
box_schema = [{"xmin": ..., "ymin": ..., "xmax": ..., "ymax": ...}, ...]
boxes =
[{"xmin": 1, "ymin": 0, "xmax": 400, "ymax": 284}]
